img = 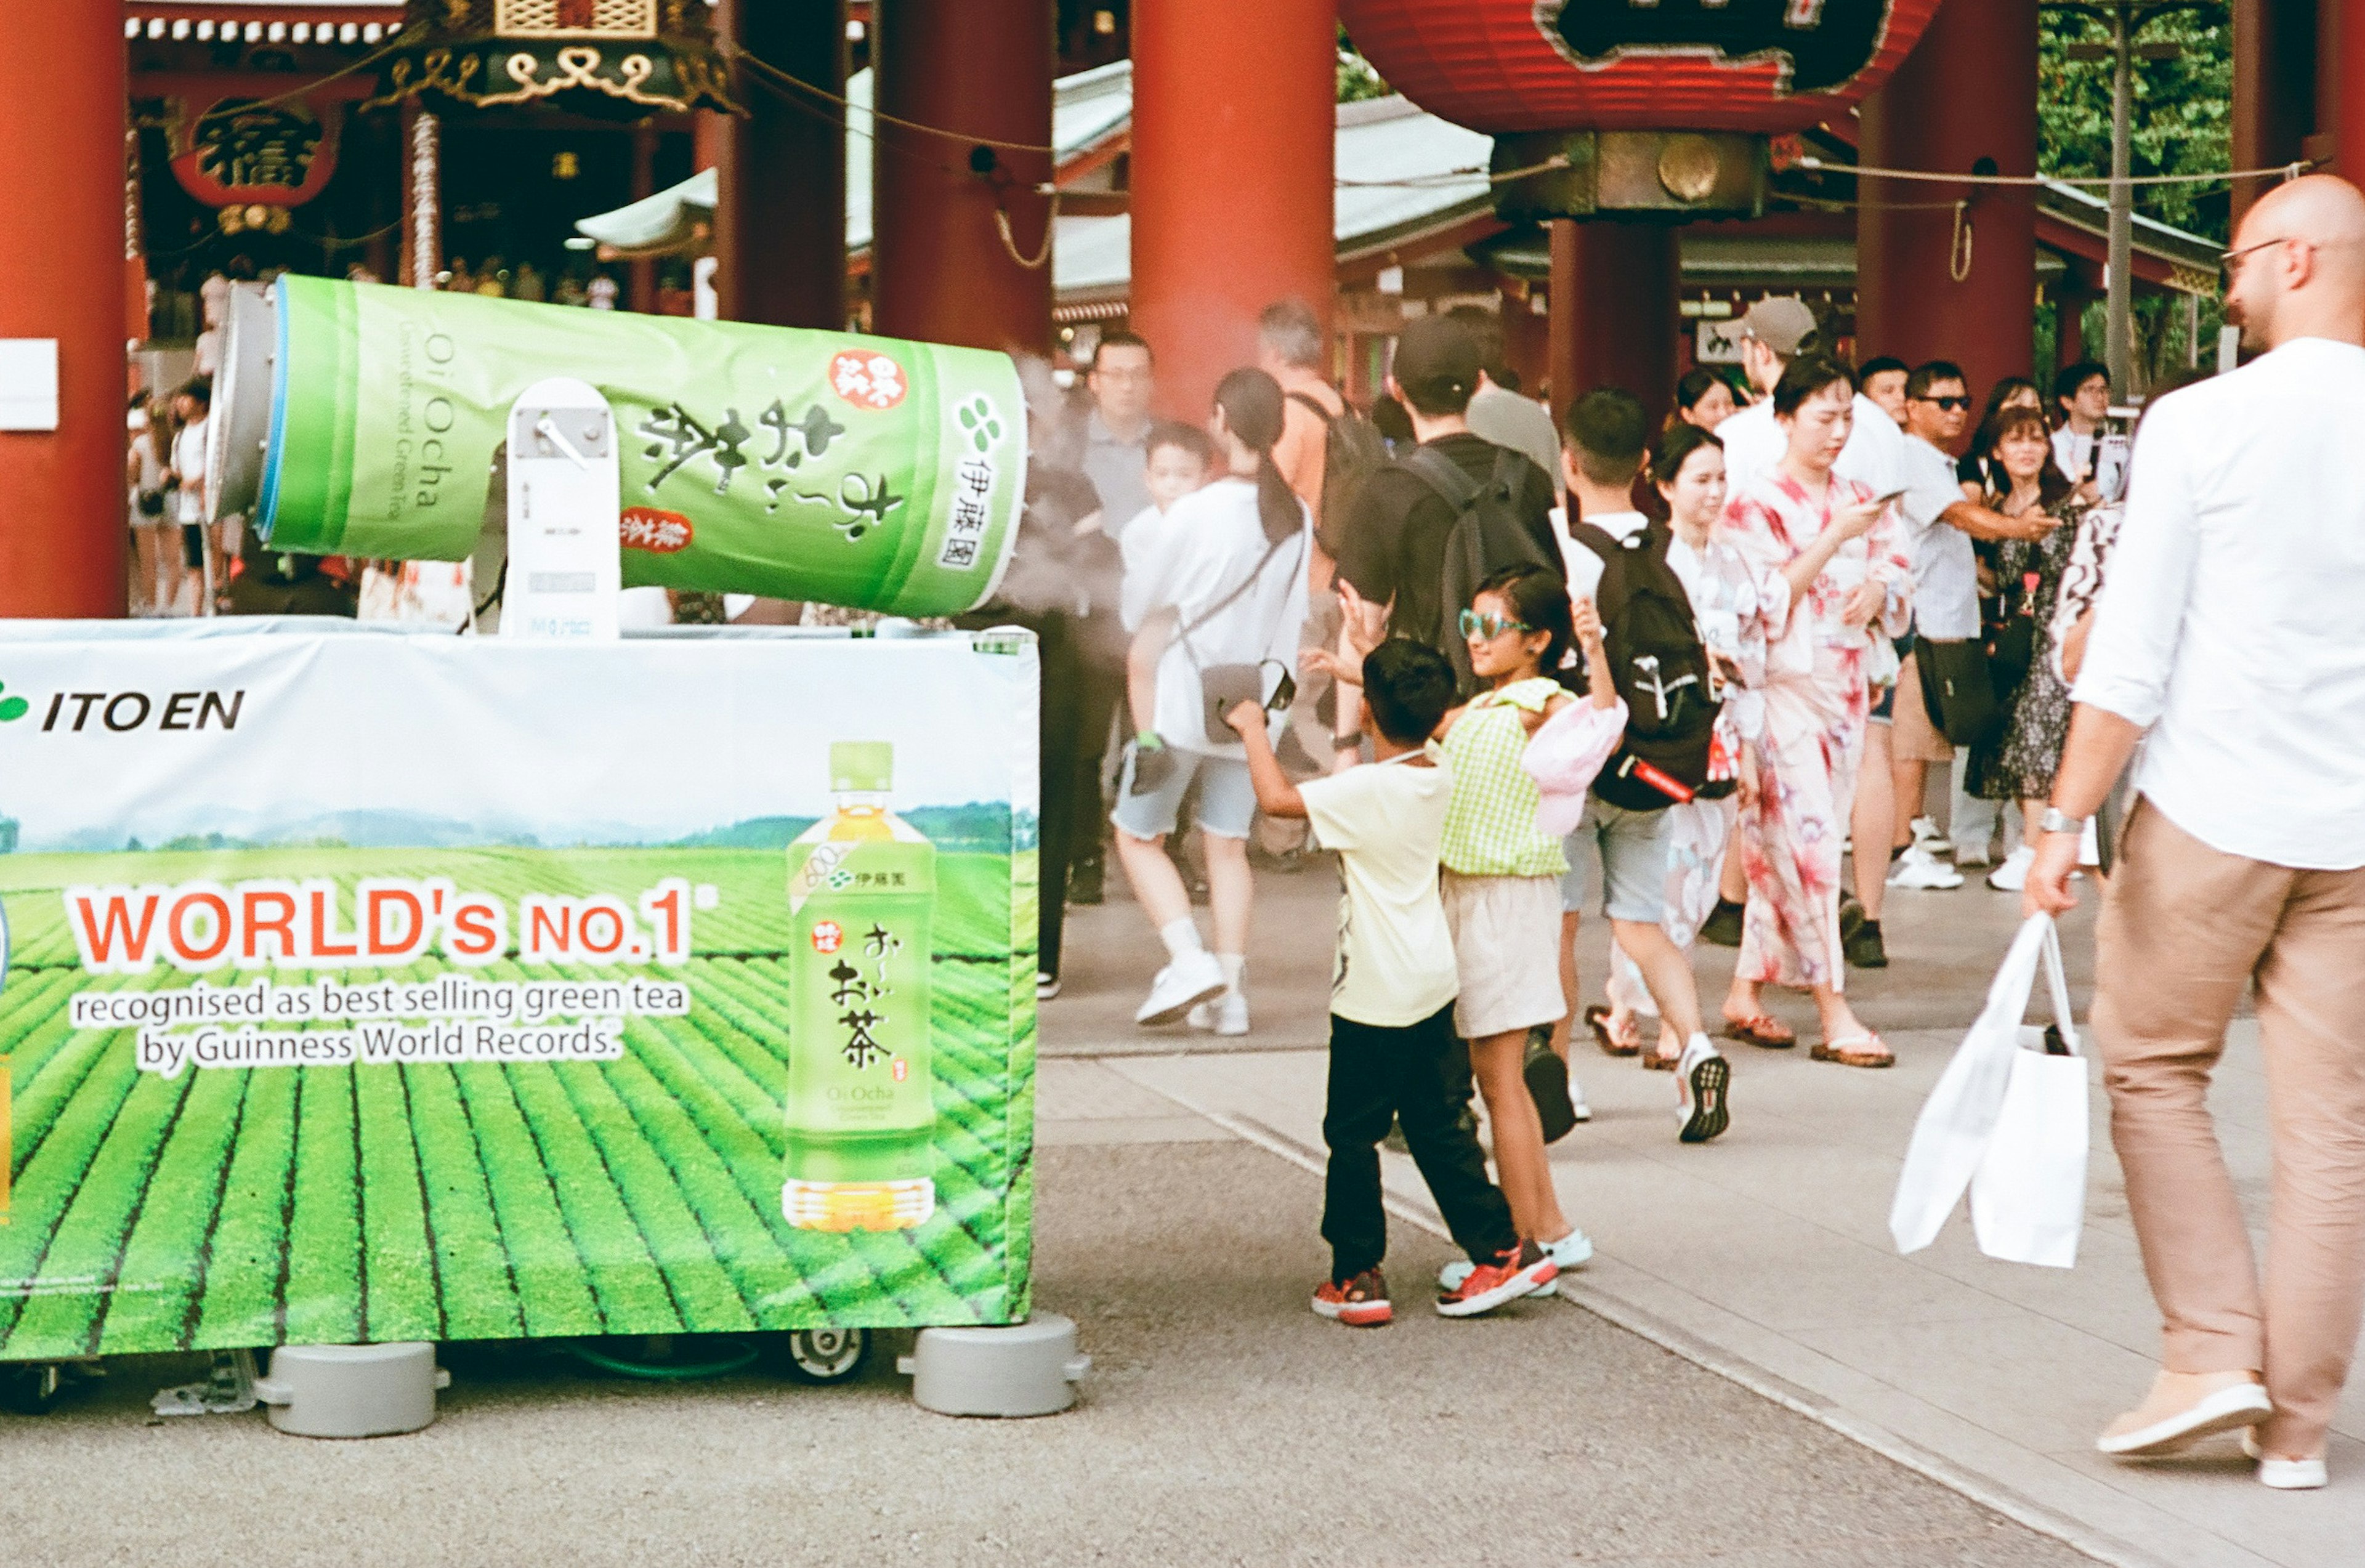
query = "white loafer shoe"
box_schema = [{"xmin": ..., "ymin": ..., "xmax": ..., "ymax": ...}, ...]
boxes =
[
  {"xmin": 2097, "ymin": 1381, "xmax": 2274, "ymax": 1457},
  {"xmin": 2242, "ymin": 1429, "xmax": 2329, "ymax": 1490}
]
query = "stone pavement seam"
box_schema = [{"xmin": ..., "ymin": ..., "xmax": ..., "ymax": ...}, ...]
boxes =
[{"xmin": 1102, "ymin": 1056, "xmax": 2167, "ymax": 1568}]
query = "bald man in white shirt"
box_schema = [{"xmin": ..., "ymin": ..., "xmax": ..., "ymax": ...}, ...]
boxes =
[{"xmin": 2028, "ymin": 174, "xmax": 2365, "ymax": 1490}]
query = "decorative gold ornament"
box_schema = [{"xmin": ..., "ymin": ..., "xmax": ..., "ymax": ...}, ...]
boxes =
[
  {"xmin": 365, "ymin": 0, "xmax": 738, "ymax": 116},
  {"xmin": 1658, "ymin": 135, "xmax": 1723, "ymax": 204}
]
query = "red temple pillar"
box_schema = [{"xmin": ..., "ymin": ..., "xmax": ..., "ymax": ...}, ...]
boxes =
[
  {"xmin": 1547, "ymin": 221, "xmax": 1680, "ymax": 424},
  {"xmin": 707, "ymin": 0, "xmax": 846, "ymax": 328},
  {"xmin": 2231, "ymin": 0, "xmax": 2318, "ymax": 229},
  {"xmin": 1857, "ymin": 0, "xmax": 2039, "ymax": 405},
  {"xmin": 872, "ymin": 0, "xmax": 1053, "ymax": 355},
  {"xmin": 1502, "ymin": 289, "xmax": 1550, "ymax": 396},
  {"xmin": 1132, "ymin": 0, "xmax": 1336, "ymax": 421},
  {"xmin": 0, "ymin": 4, "xmax": 126, "ymax": 616},
  {"xmin": 628, "ymin": 121, "xmax": 658, "ymax": 313},
  {"xmin": 2337, "ymin": 0, "xmax": 2365, "ymax": 188}
]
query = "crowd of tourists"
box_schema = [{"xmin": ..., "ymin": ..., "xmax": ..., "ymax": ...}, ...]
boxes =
[
  {"xmin": 1025, "ymin": 286, "xmax": 2149, "ymax": 1328},
  {"xmin": 1037, "ymin": 172, "xmax": 2365, "ymax": 1492}
]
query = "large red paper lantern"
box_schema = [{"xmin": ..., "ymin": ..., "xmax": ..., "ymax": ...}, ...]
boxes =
[{"xmin": 1338, "ymin": 0, "xmax": 1946, "ymax": 135}]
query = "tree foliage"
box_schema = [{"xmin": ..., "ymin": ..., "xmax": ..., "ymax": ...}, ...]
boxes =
[
  {"xmin": 2038, "ymin": 4, "xmax": 2233, "ymax": 390},
  {"xmin": 2038, "ymin": 4, "xmax": 2233, "ymax": 241}
]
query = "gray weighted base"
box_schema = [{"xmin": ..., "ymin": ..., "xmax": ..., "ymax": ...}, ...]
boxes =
[
  {"xmin": 253, "ymin": 1344, "xmax": 450, "ymax": 1438},
  {"xmin": 897, "ymin": 1315, "xmax": 1090, "ymax": 1417}
]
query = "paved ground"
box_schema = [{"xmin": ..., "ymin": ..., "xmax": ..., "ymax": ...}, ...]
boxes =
[
  {"xmin": 2, "ymin": 850, "xmax": 2345, "ymax": 1566},
  {"xmin": 1, "ymin": 1141, "xmax": 2086, "ymax": 1568},
  {"xmin": 1059, "ymin": 855, "xmax": 2357, "ymax": 1568}
]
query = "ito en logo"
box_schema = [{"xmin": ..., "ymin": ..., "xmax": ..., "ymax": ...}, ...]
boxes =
[{"xmin": 0, "ymin": 681, "xmax": 28, "ymax": 722}]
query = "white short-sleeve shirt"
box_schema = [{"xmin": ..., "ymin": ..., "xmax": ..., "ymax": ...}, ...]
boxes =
[
  {"xmin": 1897, "ymin": 435, "xmax": 1980, "ymax": 639},
  {"xmin": 1299, "ymin": 756, "xmax": 1460, "ymax": 1028}
]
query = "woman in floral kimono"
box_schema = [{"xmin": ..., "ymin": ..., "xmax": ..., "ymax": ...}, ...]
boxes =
[{"xmin": 1718, "ymin": 357, "xmax": 1913, "ymax": 1068}]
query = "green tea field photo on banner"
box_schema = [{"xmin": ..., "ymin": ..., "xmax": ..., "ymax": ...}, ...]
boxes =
[{"xmin": 0, "ymin": 623, "xmax": 1040, "ymax": 1362}]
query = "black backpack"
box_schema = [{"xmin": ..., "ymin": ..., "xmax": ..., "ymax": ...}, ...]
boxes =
[
  {"xmin": 1569, "ymin": 519, "xmax": 1726, "ymax": 810},
  {"xmin": 1402, "ymin": 445, "xmax": 1559, "ymax": 692},
  {"xmin": 1287, "ymin": 390, "xmax": 1390, "ymax": 561}
]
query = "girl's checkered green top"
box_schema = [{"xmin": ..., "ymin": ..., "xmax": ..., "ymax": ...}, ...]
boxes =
[{"xmin": 1439, "ymin": 676, "xmax": 1567, "ymax": 877}]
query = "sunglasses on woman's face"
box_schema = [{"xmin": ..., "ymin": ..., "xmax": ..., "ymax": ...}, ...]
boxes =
[{"xmin": 1458, "ymin": 608, "xmax": 1532, "ymax": 641}]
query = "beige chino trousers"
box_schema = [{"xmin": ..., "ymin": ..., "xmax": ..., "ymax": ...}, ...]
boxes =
[{"xmin": 2095, "ymin": 798, "xmax": 2365, "ymax": 1458}]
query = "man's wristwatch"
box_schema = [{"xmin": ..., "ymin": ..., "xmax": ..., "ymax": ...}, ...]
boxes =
[{"xmin": 2039, "ymin": 807, "xmax": 2086, "ymax": 837}]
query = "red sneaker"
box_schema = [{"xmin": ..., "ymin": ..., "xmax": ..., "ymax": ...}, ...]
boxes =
[
  {"xmin": 1436, "ymin": 1240, "xmax": 1558, "ymax": 1317},
  {"xmin": 1312, "ymin": 1269, "xmax": 1393, "ymax": 1327}
]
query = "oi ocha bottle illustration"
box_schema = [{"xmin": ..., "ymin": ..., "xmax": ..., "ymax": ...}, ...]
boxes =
[{"xmin": 784, "ymin": 742, "xmax": 937, "ymax": 1231}]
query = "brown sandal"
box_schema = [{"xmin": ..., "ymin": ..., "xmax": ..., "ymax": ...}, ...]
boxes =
[
  {"xmin": 1641, "ymin": 1040, "xmax": 1682, "ymax": 1072},
  {"xmin": 1811, "ymin": 1032, "xmax": 1894, "ymax": 1069},
  {"xmin": 1721, "ymin": 1013, "xmax": 1796, "ymax": 1050},
  {"xmin": 1585, "ymin": 1004, "xmax": 1641, "ymax": 1058}
]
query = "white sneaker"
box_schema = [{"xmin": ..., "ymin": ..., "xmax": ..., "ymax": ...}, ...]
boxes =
[
  {"xmin": 1567, "ymin": 1074, "xmax": 1591, "ymax": 1123},
  {"xmin": 1035, "ymin": 971, "xmax": 1061, "ymax": 1001},
  {"xmin": 1544, "ymin": 1227, "xmax": 1593, "ymax": 1271},
  {"xmin": 1887, "ymin": 844, "xmax": 1965, "ymax": 890},
  {"xmin": 1909, "ymin": 816, "xmax": 1950, "ymax": 855},
  {"xmin": 1187, "ymin": 990, "xmax": 1249, "ymax": 1037},
  {"xmin": 1985, "ymin": 844, "xmax": 2036, "ymax": 892},
  {"xmin": 1136, "ymin": 950, "xmax": 1226, "ymax": 1027},
  {"xmin": 1676, "ymin": 1034, "xmax": 1731, "ymax": 1144}
]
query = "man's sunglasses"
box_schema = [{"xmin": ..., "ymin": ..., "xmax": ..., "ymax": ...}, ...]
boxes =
[
  {"xmin": 2218, "ymin": 235, "xmax": 2292, "ymax": 290},
  {"xmin": 1458, "ymin": 608, "xmax": 1532, "ymax": 640},
  {"xmin": 1914, "ymin": 394, "xmax": 1971, "ymax": 411}
]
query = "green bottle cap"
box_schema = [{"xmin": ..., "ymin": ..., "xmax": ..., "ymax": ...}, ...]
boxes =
[{"xmin": 830, "ymin": 741, "xmax": 894, "ymax": 793}]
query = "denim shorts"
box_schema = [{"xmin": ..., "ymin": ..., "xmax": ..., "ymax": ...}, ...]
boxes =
[
  {"xmin": 1110, "ymin": 742, "xmax": 1257, "ymax": 841},
  {"xmin": 1560, "ymin": 796, "xmax": 1670, "ymax": 923}
]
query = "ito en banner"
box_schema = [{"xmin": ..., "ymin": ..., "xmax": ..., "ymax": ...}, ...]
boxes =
[{"xmin": 0, "ymin": 621, "xmax": 1040, "ymax": 1361}]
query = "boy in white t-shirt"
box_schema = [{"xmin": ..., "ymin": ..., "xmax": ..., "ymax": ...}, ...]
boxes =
[{"xmin": 1226, "ymin": 637, "xmax": 1558, "ymax": 1328}]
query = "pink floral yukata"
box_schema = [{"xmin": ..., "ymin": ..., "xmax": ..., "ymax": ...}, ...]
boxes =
[{"xmin": 1720, "ymin": 469, "xmax": 1912, "ymax": 991}]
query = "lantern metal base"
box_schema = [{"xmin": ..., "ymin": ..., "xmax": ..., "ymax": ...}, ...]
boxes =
[
  {"xmin": 1493, "ymin": 129, "xmax": 1769, "ymax": 222},
  {"xmin": 253, "ymin": 1343, "xmax": 450, "ymax": 1438},
  {"xmin": 897, "ymin": 1315, "xmax": 1090, "ymax": 1418}
]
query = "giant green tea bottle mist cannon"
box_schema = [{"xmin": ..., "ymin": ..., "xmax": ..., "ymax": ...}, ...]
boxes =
[
  {"xmin": 211, "ymin": 278, "xmax": 1027, "ymax": 617},
  {"xmin": 187, "ymin": 283, "xmax": 1086, "ymax": 1415}
]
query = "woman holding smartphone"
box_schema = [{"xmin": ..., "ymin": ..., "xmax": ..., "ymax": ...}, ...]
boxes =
[{"xmin": 1718, "ymin": 356, "xmax": 1913, "ymax": 1069}]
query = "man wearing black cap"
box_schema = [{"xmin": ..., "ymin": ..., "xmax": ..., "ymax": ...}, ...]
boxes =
[{"xmin": 1333, "ymin": 315, "xmax": 1561, "ymax": 694}]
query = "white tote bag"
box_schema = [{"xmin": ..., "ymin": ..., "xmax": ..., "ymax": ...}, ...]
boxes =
[
  {"xmin": 1968, "ymin": 1001, "xmax": 2088, "ymax": 1268},
  {"xmin": 1890, "ymin": 914, "xmax": 2084, "ymax": 1261}
]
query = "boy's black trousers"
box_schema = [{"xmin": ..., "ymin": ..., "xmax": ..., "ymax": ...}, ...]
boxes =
[{"xmin": 1322, "ymin": 1003, "xmax": 1518, "ymax": 1282}]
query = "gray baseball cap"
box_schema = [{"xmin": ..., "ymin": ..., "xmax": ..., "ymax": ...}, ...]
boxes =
[{"xmin": 1736, "ymin": 296, "xmax": 1819, "ymax": 358}]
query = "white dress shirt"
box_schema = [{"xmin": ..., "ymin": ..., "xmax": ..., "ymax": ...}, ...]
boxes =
[
  {"xmin": 2052, "ymin": 426, "xmax": 2097, "ymax": 487},
  {"xmin": 1716, "ymin": 390, "xmax": 1904, "ymax": 499},
  {"xmin": 2072, "ymin": 336, "xmax": 2365, "ymax": 869},
  {"xmin": 1897, "ymin": 434, "xmax": 1981, "ymax": 639}
]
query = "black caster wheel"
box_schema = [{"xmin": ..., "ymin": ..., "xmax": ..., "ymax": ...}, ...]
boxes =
[
  {"xmin": 775, "ymin": 1328, "xmax": 869, "ymax": 1385},
  {"xmin": 0, "ymin": 1364, "xmax": 65, "ymax": 1416}
]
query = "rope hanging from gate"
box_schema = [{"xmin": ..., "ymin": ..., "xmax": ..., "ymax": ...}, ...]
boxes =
[{"xmin": 995, "ymin": 195, "xmax": 1056, "ymax": 271}]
